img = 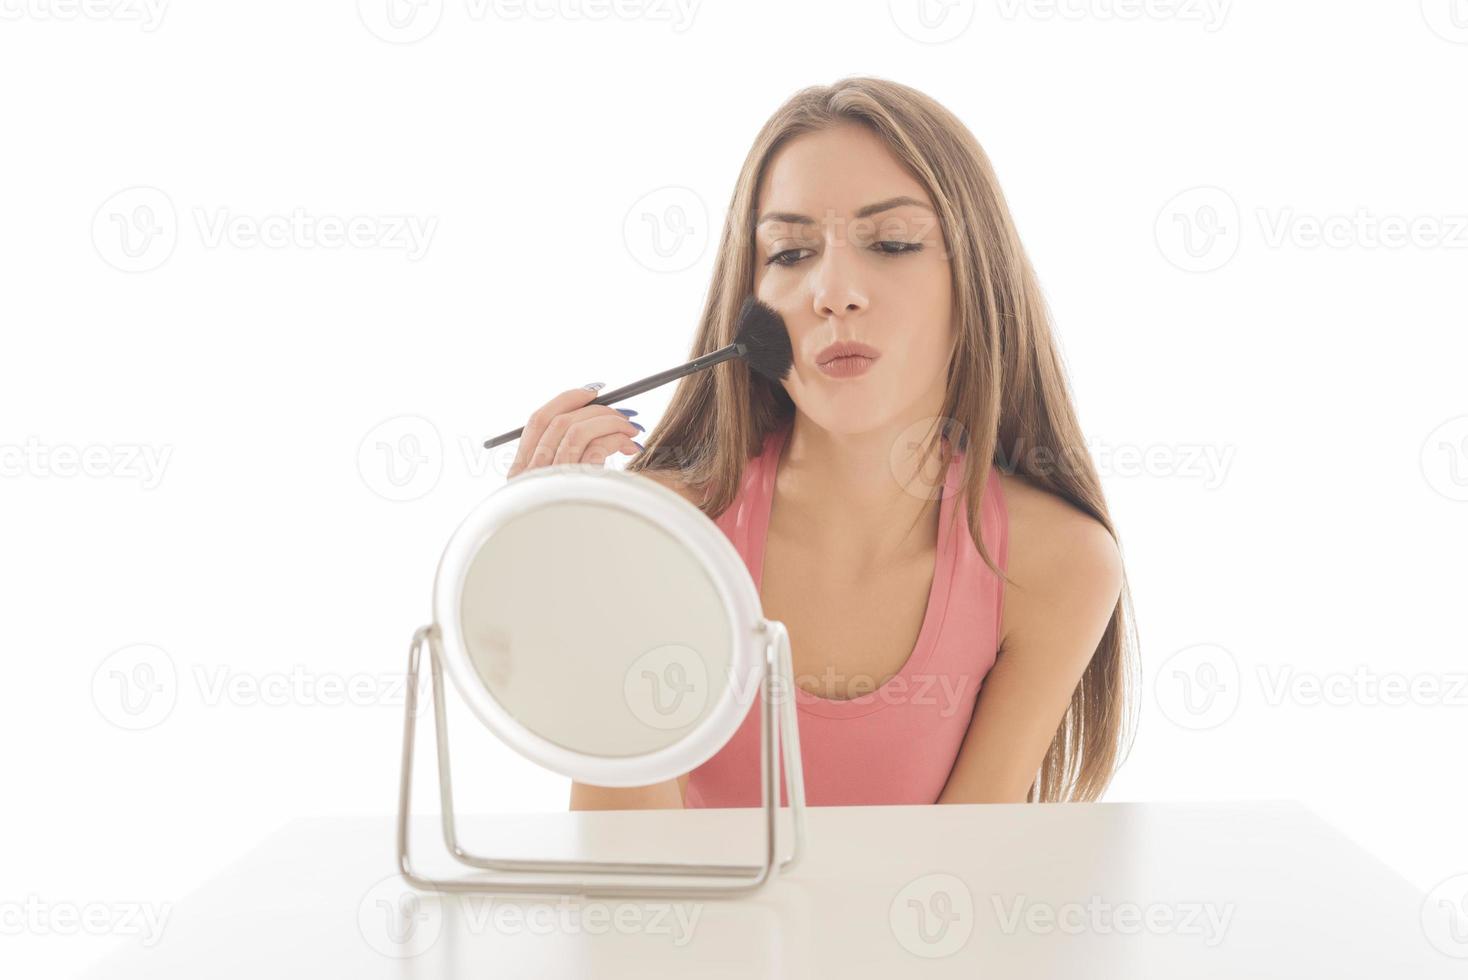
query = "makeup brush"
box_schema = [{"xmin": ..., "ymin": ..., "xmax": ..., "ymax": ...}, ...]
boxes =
[{"xmin": 483, "ymin": 295, "xmax": 792, "ymax": 449}]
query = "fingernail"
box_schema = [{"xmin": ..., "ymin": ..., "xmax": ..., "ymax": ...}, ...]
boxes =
[
  {"xmin": 582, "ymin": 382, "xmax": 605, "ymax": 391},
  {"xmin": 615, "ymin": 408, "xmax": 639, "ymax": 417},
  {"xmin": 632, "ymin": 441, "xmax": 645, "ymax": 452},
  {"xmin": 629, "ymin": 422, "xmax": 645, "ymax": 433}
]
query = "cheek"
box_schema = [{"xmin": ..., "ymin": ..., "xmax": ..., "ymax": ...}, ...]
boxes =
[
  {"xmin": 900, "ymin": 260, "xmax": 952, "ymax": 342},
  {"xmin": 888, "ymin": 337, "xmax": 948, "ymax": 391},
  {"xmin": 900, "ymin": 297, "xmax": 954, "ymax": 388},
  {"xmin": 754, "ymin": 265, "xmax": 802, "ymax": 310}
]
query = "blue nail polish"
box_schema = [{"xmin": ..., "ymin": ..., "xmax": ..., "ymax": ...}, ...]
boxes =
[
  {"xmin": 629, "ymin": 422, "xmax": 645, "ymax": 433},
  {"xmin": 615, "ymin": 408, "xmax": 639, "ymax": 417},
  {"xmin": 632, "ymin": 441, "xmax": 645, "ymax": 452}
]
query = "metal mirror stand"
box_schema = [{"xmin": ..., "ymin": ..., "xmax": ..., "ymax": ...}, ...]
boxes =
[{"xmin": 395, "ymin": 618, "xmax": 807, "ymax": 900}]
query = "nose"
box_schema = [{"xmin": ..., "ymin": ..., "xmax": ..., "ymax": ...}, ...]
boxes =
[{"xmin": 809, "ymin": 230, "xmax": 869, "ymax": 320}]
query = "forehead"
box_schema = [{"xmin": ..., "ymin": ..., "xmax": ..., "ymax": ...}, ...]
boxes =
[{"xmin": 755, "ymin": 122, "xmax": 931, "ymax": 218}]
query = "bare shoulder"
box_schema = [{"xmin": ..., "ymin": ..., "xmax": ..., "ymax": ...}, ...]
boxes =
[
  {"xmin": 995, "ymin": 469, "xmax": 1122, "ymax": 647},
  {"xmin": 995, "ymin": 470, "xmax": 1115, "ymax": 563}
]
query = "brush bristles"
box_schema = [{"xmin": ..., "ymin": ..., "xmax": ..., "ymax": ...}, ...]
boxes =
[{"xmin": 733, "ymin": 295, "xmax": 793, "ymax": 383}]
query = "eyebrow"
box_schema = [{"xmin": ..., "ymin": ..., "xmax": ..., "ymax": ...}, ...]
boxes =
[{"xmin": 755, "ymin": 195, "xmax": 932, "ymax": 228}]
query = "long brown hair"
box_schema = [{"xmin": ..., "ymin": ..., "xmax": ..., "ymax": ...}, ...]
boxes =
[{"xmin": 627, "ymin": 76, "xmax": 1138, "ymax": 803}]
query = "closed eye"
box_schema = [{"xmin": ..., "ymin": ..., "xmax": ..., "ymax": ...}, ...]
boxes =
[{"xmin": 764, "ymin": 241, "xmax": 925, "ymax": 267}]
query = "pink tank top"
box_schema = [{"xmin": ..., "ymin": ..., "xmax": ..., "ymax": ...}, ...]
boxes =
[{"xmin": 684, "ymin": 420, "xmax": 1010, "ymax": 808}]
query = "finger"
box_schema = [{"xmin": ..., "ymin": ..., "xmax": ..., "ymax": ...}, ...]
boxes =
[
  {"xmin": 579, "ymin": 430, "xmax": 638, "ymax": 467},
  {"xmin": 536, "ymin": 406, "xmax": 624, "ymax": 469},
  {"xmin": 551, "ymin": 409, "xmax": 641, "ymax": 466},
  {"xmin": 509, "ymin": 386, "xmax": 602, "ymax": 478}
]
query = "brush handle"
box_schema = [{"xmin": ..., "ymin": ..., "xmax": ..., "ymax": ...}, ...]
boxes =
[{"xmin": 483, "ymin": 341, "xmax": 743, "ymax": 450}]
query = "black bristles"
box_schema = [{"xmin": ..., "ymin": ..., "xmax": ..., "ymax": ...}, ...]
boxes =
[{"xmin": 733, "ymin": 295, "xmax": 793, "ymax": 383}]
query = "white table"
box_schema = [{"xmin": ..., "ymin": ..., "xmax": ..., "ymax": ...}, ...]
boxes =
[{"xmin": 84, "ymin": 801, "xmax": 1460, "ymax": 978}]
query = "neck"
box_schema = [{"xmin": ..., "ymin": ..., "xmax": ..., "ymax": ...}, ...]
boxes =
[{"xmin": 773, "ymin": 410, "xmax": 954, "ymax": 569}]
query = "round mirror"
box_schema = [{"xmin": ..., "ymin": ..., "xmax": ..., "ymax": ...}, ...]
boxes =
[{"xmin": 432, "ymin": 463, "xmax": 765, "ymax": 787}]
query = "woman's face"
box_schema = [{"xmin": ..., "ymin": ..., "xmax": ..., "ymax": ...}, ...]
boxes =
[{"xmin": 752, "ymin": 121, "xmax": 954, "ymax": 438}]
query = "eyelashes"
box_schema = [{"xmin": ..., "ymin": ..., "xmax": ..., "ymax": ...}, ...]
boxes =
[{"xmin": 763, "ymin": 241, "xmax": 925, "ymax": 267}]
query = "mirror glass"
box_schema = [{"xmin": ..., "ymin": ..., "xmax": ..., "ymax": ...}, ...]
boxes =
[{"xmin": 458, "ymin": 498, "xmax": 735, "ymax": 758}]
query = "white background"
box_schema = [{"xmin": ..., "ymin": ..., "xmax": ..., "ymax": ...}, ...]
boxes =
[{"xmin": 2, "ymin": 1, "xmax": 1466, "ymax": 975}]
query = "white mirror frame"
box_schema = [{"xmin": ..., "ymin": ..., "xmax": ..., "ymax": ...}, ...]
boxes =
[{"xmin": 432, "ymin": 463, "xmax": 766, "ymax": 787}]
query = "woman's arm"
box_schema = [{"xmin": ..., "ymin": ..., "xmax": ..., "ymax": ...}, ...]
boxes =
[
  {"xmin": 937, "ymin": 477, "xmax": 1123, "ymax": 804},
  {"xmin": 569, "ymin": 774, "xmax": 688, "ymax": 810}
]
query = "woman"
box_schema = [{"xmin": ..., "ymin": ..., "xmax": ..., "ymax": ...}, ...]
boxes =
[{"xmin": 510, "ymin": 76, "xmax": 1137, "ymax": 806}]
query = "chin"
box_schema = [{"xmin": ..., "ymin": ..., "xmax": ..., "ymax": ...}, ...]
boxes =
[{"xmin": 793, "ymin": 401, "xmax": 890, "ymax": 438}]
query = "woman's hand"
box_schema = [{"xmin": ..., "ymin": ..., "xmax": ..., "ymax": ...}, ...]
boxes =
[{"xmin": 506, "ymin": 384, "xmax": 643, "ymax": 479}]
